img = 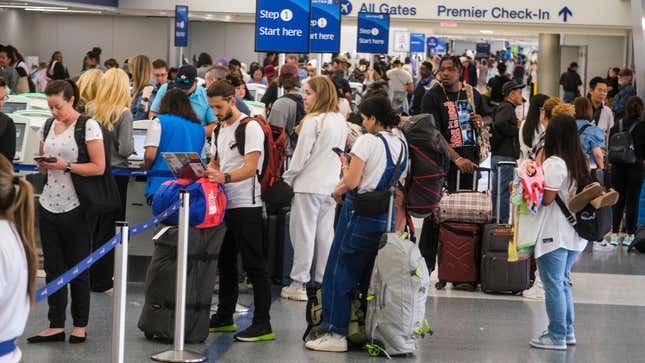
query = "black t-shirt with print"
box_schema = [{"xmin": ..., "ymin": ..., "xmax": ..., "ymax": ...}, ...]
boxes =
[{"xmin": 421, "ymin": 84, "xmax": 491, "ymax": 163}]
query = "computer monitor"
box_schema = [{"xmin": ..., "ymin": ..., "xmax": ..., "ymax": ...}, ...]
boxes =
[
  {"xmin": 2, "ymin": 102, "xmax": 28, "ymax": 113},
  {"xmin": 14, "ymin": 123, "xmax": 26, "ymax": 161},
  {"xmin": 129, "ymin": 128, "xmax": 147, "ymax": 162}
]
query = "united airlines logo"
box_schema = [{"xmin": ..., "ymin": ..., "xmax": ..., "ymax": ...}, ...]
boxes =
[{"xmin": 341, "ymin": 0, "xmax": 352, "ymax": 15}]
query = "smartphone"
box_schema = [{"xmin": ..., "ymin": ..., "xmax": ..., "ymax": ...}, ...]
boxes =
[
  {"xmin": 332, "ymin": 147, "xmax": 344, "ymax": 156},
  {"xmin": 34, "ymin": 156, "xmax": 57, "ymax": 163}
]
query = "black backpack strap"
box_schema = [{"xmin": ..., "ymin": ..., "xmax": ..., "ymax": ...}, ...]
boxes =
[
  {"xmin": 627, "ymin": 120, "xmax": 639, "ymax": 134},
  {"xmin": 43, "ymin": 117, "xmax": 55, "ymax": 143},
  {"xmin": 554, "ymin": 194, "xmax": 577, "ymax": 225},
  {"xmin": 578, "ymin": 124, "xmax": 592, "ymax": 136},
  {"xmin": 74, "ymin": 116, "xmax": 90, "ymax": 163},
  {"xmin": 213, "ymin": 122, "xmax": 222, "ymax": 161}
]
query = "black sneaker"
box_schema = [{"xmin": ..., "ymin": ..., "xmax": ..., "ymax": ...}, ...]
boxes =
[
  {"xmin": 209, "ymin": 314, "xmax": 237, "ymax": 333},
  {"xmin": 233, "ymin": 323, "xmax": 275, "ymax": 342}
]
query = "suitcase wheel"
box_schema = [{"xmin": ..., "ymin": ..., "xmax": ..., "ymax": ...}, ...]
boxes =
[
  {"xmin": 435, "ymin": 281, "xmax": 447, "ymax": 290},
  {"xmin": 144, "ymin": 332, "xmax": 154, "ymax": 340}
]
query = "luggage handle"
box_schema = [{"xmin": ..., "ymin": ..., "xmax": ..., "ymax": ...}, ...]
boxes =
[
  {"xmin": 456, "ymin": 167, "xmax": 491, "ymax": 193},
  {"xmin": 494, "ymin": 161, "xmax": 517, "ymax": 224}
]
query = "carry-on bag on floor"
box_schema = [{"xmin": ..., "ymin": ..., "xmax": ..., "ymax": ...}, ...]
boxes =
[
  {"xmin": 436, "ymin": 222, "xmax": 481, "ymax": 290},
  {"xmin": 480, "ymin": 161, "xmax": 531, "ymax": 294},
  {"xmin": 266, "ymin": 207, "xmax": 294, "ymax": 286},
  {"xmin": 438, "ymin": 168, "xmax": 493, "ymax": 224},
  {"xmin": 365, "ymin": 181, "xmax": 432, "ymax": 358},
  {"xmin": 138, "ymin": 224, "xmax": 226, "ymax": 343}
]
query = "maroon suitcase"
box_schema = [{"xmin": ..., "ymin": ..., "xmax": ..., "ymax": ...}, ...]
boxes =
[{"xmin": 436, "ymin": 222, "xmax": 481, "ymax": 290}]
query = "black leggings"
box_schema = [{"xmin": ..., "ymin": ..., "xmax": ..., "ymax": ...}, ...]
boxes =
[
  {"xmin": 39, "ymin": 205, "xmax": 91, "ymax": 328},
  {"xmin": 612, "ymin": 165, "xmax": 644, "ymax": 234}
]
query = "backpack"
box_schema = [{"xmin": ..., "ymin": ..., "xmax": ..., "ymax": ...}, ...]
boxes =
[
  {"xmin": 214, "ymin": 116, "xmax": 286, "ymax": 203},
  {"xmin": 152, "ymin": 178, "xmax": 227, "ymax": 229},
  {"xmin": 400, "ymin": 113, "xmax": 449, "ymax": 218},
  {"xmin": 302, "ymin": 287, "xmax": 367, "ymax": 348},
  {"xmin": 280, "ymin": 93, "xmax": 305, "ymax": 147},
  {"xmin": 555, "ymin": 181, "xmax": 612, "ymax": 242},
  {"xmin": 365, "ymin": 232, "xmax": 432, "ymax": 357},
  {"xmin": 608, "ymin": 119, "xmax": 638, "ymax": 164},
  {"xmin": 464, "ymin": 83, "xmax": 491, "ymax": 161},
  {"xmin": 628, "ymin": 225, "xmax": 645, "ymax": 253},
  {"xmin": 43, "ymin": 116, "xmax": 120, "ymax": 216}
]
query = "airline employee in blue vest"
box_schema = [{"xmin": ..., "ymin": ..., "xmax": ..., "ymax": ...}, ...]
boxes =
[
  {"xmin": 142, "ymin": 88, "xmax": 205, "ymax": 199},
  {"xmin": 149, "ymin": 64, "xmax": 217, "ymax": 134}
]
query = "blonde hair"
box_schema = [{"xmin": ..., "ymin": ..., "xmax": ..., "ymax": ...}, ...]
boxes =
[
  {"xmin": 552, "ymin": 103, "xmax": 576, "ymax": 118},
  {"xmin": 542, "ymin": 97, "xmax": 563, "ymax": 120},
  {"xmin": 91, "ymin": 68, "xmax": 131, "ymax": 131},
  {"xmin": 77, "ymin": 69, "xmax": 103, "ymax": 108},
  {"xmin": 305, "ymin": 76, "xmax": 339, "ymax": 116},
  {"xmin": 0, "ymin": 155, "xmax": 37, "ymax": 304},
  {"xmin": 129, "ymin": 55, "xmax": 152, "ymax": 101}
]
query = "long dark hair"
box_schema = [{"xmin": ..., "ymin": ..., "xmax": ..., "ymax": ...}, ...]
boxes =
[
  {"xmin": 625, "ymin": 96, "xmax": 644, "ymax": 121},
  {"xmin": 158, "ymin": 88, "xmax": 201, "ymax": 124},
  {"xmin": 544, "ymin": 114, "xmax": 590, "ymax": 187},
  {"xmin": 522, "ymin": 93, "xmax": 549, "ymax": 147},
  {"xmin": 358, "ymin": 95, "xmax": 400, "ymax": 129},
  {"xmin": 0, "ymin": 155, "xmax": 37, "ymax": 304}
]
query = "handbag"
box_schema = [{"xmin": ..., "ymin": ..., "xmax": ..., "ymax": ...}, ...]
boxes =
[
  {"xmin": 353, "ymin": 137, "xmax": 405, "ymax": 217},
  {"xmin": 43, "ymin": 116, "xmax": 121, "ymax": 216},
  {"xmin": 555, "ymin": 194, "xmax": 611, "ymax": 242},
  {"xmin": 438, "ymin": 169, "xmax": 493, "ymax": 224}
]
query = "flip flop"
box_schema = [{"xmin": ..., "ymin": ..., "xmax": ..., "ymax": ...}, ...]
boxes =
[{"xmin": 568, "ymin": 182, "xmax": 602, "ymax": 213}]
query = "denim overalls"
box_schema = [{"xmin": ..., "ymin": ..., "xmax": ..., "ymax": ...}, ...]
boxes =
[{"xmin": 320, "ymin": 133, "xmax": 407, "ymax": 336}]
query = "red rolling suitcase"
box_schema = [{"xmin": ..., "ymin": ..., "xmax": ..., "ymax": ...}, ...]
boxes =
[{"xmin": 436, "ymin": 222, "xmax": 481, "ymax": 290}]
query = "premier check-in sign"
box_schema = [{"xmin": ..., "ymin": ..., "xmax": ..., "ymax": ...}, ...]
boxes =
[
  {"xmin": 356, "ymin": 12, "xmax": 390, "ymax": 54},
  {"xmin": 174, "ymin": 5, "xmax": 188, "ymax": 47},
  {"xmin": 255, "ymin": 0, "xmax": 311, "ymax": 53},
  {"xmin": 310, "ymin": 0, "xmax": 341, "ymax": 53}
]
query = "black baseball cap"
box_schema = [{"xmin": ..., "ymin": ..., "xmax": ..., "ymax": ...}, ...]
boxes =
[
  {"xmin": 502, "ymin": 80, "xmax": 525, "ymax": 96},
  {"xmin": 171, "ymin": 64, "xmax": 197, "ymax": 90}
]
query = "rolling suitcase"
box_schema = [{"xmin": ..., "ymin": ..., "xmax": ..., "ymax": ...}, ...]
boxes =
[
  {"xmin": 138, "ymin": 224, "xmax": 226, "ymax": 343},
  {"xmin": 266, "ymin": 207, "xmax": 294, "ymax": 286},
  {"xmin": 436, "ymin": 168, "xmax": 490, "ymax": 290},
  {"xmin": 480, "ymin": 161, "xmax": 531, "ymax": 294}
]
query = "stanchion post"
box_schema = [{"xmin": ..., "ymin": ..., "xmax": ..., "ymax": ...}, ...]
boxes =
[
  {"xmin": 110, "ymin": 222, "xmax": 129, "ymax": 363},
  {"xmin": 151, "ymin": 191, "xmax": 206, "ymax": 363}
]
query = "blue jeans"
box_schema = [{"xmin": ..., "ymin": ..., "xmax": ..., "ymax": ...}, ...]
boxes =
[
  {"xmin": 537, "ymin": 248, "xmax": 580, "ymax": 343},
  {"xmin": 320, "ymin": 195, "xmax": 391, "ymax": 336},
  {"xmin": 491, "ymin": 155, "xmax": 515, "ymax": 224},
  {"xmin": 563, "ymin": 91, "xmax": 577, "ymax": 104}
]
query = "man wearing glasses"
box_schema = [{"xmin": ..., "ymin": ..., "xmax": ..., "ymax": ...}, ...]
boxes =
[
  {"xmin": 149, "ymin": 59, "xmax": 169, "ymax": 107},
  {"xmin": 0, "ymin": 78, "xmax": 16, "ymax": 162}
]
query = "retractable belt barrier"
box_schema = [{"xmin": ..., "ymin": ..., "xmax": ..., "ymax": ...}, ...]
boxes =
[{"xmin": 35, "ymin": 201, "xmax": 181, "ymax": 303}]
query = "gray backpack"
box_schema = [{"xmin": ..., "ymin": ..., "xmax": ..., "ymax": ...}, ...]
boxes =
[{"xmin": 365, "ymin": 231, "xmax": 432, "ymax": 357}]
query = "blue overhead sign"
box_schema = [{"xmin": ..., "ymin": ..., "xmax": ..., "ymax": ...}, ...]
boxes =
[
  {"xmin": 426, "ymin": 36, "xmax": 438, "ymax": 49},
  {"xmin": 410, "ymin": 33, "xmax": 425, "ymax": 53},
  {"xmin": 310, "ymin": 0, "xmax": 342, "ymax": 53},
  {"xmin": 174, "ymin": 5, "xmax": 188, "ymax": 47},
  {"xmin": 356, "ymin": 12, "xmax": 389, "ymax": 54},
  {"xmin": 255, "ymin": 0, "xmax": 311, "ymax": 53}
]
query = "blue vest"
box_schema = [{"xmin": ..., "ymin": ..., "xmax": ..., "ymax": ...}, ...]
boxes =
[{"xmin": 146, "ymin": 114, "xmax": 205, "ymax": 198}]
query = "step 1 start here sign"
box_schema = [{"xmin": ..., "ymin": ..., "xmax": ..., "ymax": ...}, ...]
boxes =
[{"xmin": 255, "ymin": 0, "xmax": 311, "ymax": 53}]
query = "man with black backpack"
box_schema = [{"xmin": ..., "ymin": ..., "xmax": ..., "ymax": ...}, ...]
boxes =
[
  {"xmin": 268, "ymin": 63, "xmax": 305, "ymax": 158},
  {"xmin": 205, "ymin": 80, "xmax": 274, "ymax": 342}
]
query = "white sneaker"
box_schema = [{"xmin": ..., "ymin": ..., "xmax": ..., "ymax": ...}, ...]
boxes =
[
  {"xmin": 280, "ymin": 282, "xmax": 307, "ymax": 301},
  {"xmin": 304, "ymin": 333, "xmax": 348, "ymax": 352},
  {"xmin": 523, "ymin": 282, "xmax": 545, "ymax": 300}
]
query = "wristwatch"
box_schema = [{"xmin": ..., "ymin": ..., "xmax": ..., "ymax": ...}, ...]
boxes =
[
  {"xmin": 224, "ymin": 173, "xmax": 231, "ymax": 184},
  {"xmin": 65, "ymin": 162, "xmax": 72, "ymax": 173}
]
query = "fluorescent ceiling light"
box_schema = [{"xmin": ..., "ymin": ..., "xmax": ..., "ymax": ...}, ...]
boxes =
[
  {"xmin": 480, "ymin": 30, "xmax": 494, "ymax": 34},
  {"xmin": 25, "ymin": 7, "xmax": 102, "ymax": 14}
]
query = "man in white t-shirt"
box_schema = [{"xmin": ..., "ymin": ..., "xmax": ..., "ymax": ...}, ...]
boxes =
[
  {"xmin": 205, "ymin": 80, "xmax": 274, "ymax": 342},
  {"xmin": 386, "ymin": 58, "xmax": 414, "ymax": 114}
]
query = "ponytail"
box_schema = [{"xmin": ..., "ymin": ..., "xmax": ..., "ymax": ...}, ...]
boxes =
[{"xmin": 0, "ymin": 155, "xmax": 37, "ymax": 304}]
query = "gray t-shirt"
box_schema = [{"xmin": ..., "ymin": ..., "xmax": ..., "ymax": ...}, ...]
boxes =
[{"xmin": 86, "ymin": 107, "xmax": 135, "ymax": 167}]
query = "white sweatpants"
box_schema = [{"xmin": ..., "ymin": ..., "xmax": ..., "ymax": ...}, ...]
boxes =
[{"xmin": 289, "ymin": 193, "xmax": 336, "ymax": 284}]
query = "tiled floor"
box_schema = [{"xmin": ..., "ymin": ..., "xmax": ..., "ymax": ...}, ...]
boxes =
[{"xmin": 19, "ymin": 242, "xmax": 645, "ymax": 363}]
